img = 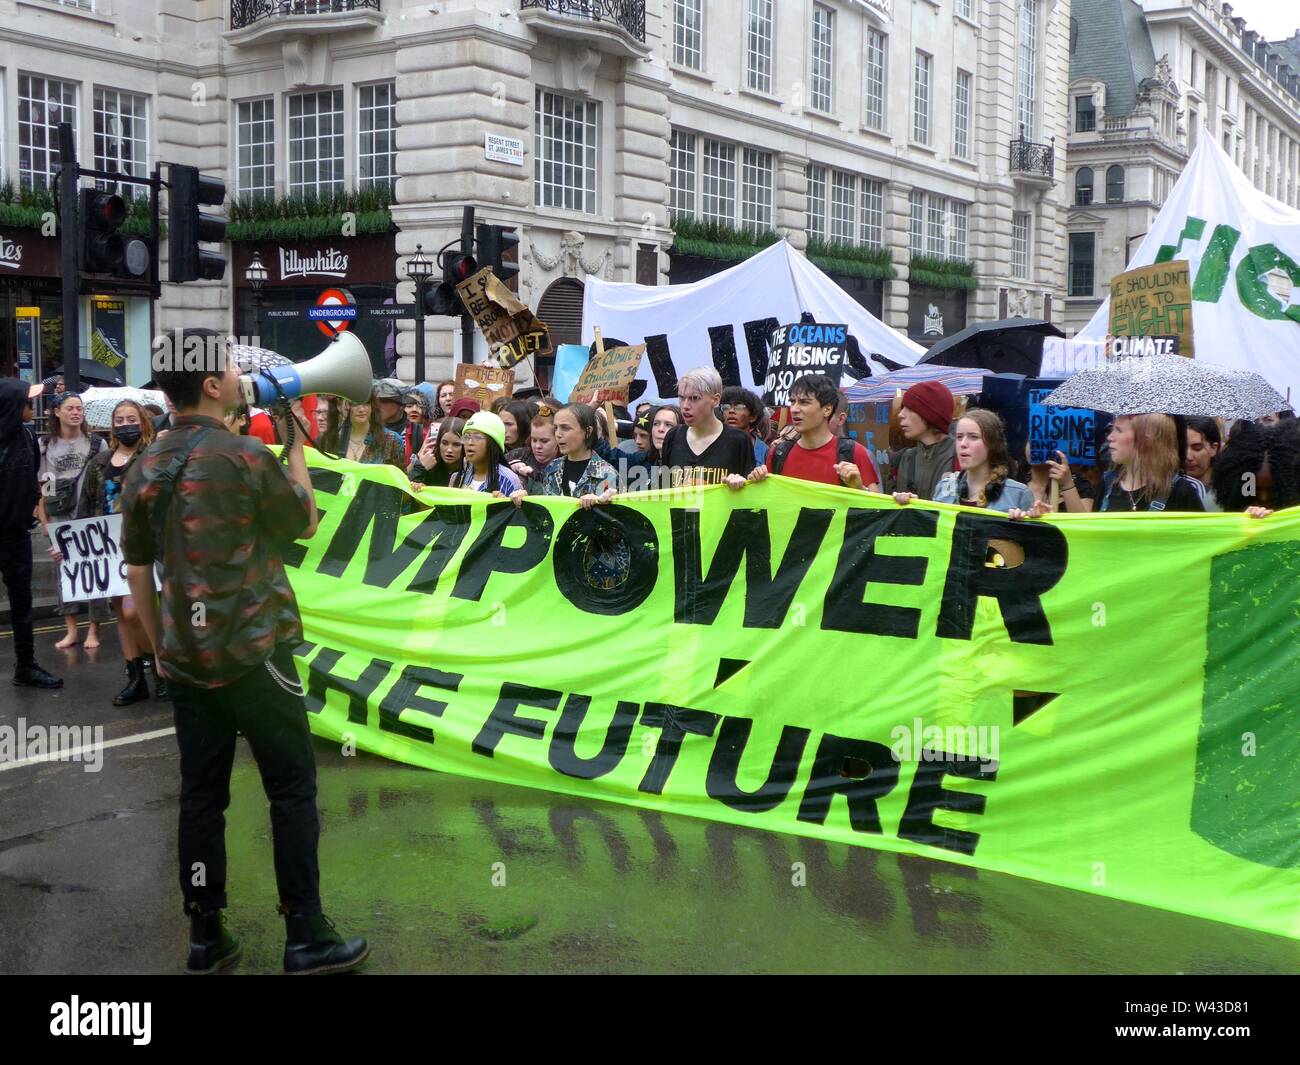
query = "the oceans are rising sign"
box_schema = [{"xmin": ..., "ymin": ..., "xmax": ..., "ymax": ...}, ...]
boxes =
[
  {"xmin": 281, "ymin": 454, "xmax": 1300, "ymax": 941},
  {"xmin": 763, "ymin": 323, "xmax": 848, "ymax": 407}
]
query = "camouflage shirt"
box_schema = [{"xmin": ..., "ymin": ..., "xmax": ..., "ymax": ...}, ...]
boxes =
[{"xmin": 121, "ymin": 414, "xmax": 312, "ymax": 689}]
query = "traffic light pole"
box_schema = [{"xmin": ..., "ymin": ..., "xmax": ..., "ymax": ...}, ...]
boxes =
[
  {"xmin": 460, "ymin": 205, "xmax": 475, "ymax": 365},
  {"xmin": 58, "ymin": 122, "xmax": 80, "ymax": 393}
]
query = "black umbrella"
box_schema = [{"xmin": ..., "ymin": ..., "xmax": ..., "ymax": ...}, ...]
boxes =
[
  {"xmin": 74, "ymin": 358, "xmax": 127, "ymax": 387},
  {"xmin": 918, "ymin": 317, "xmax": 1064, "ymax": 377}
]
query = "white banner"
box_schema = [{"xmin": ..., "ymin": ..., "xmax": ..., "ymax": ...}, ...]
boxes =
[
  {"xmin": 582, "ymin": 240, "xmax": 923, "ymax": 404},
  {"xmin": 1080, "ymin": 136, "xmax": 1300, "ymax": 404},
  {"xmin": 49, "ymin": 514, "xmax": 128, "ymax": 602}
]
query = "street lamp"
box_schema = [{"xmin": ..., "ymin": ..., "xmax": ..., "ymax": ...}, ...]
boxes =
[
  {"xmin": 245, "ymin": 251, "xmax": 267, "ymax": 341},
  {"xmin": 406, "ymin": 243, "xmax": 434, "ymax": 384}
]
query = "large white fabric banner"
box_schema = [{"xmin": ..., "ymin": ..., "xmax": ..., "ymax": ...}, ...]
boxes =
[
  {"xmin": 1079, "ymin": 137, "xmax": 1300, "ymax": 404},
  {"xmin": 582, "ymin": 241, "xmax": 923, "ymax": 404}
]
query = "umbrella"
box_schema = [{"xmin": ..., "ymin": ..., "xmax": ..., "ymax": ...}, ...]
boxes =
[
  {"xmin": 79, "ymin": 386, "xmax": 168, "ymax": 430},
  {"xmin": 918, "ymin": 317, "xmax": 1064, "ymax": 377},
  {"xmin": 844, "ymin": 364, "xmax": 994, "ymax": 404},
  {"xmin": 1043, "ymin": 354, "xmax": 1289, "ymax": 420},
  {"xmin": 71, "ymin": 358, "xmax": 127, "ymax": 388},
  {"xmin": 231, "ymin": 343, "xmax": 291, "ymax": 374}
]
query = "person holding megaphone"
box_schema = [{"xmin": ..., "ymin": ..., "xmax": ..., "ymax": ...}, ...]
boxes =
[{"xmin": 121, "ymin": 327, "xmax": 370, "ymax": 976}]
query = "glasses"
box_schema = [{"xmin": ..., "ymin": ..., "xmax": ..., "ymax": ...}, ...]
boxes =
[{"xmin": 720, "ymin": 403, "xmax": 752, "ymax": 413}]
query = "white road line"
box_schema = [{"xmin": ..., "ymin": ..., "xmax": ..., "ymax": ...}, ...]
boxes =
[{"xmin": 0, "ymin": 727, "xmax": 175, "ymax": 772}]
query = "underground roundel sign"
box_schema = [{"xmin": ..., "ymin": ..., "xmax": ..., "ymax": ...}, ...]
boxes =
[{"xmin": 310, "ymin": 288, "xmax": 358, "ymax": 338}]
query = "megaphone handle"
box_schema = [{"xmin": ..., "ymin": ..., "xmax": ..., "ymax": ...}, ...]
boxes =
[{"xmin": 258, "ymin": 368, "xmax": 313, "ymax": 463}]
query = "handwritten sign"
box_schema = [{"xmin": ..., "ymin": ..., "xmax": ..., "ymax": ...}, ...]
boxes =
[
  {"xmin": 1108, "ymin": 261, "xmax": 1194, "ymax": 358},
  {"xmin": 570, "ymin": 344, "xmax": 646, "ymax": 406},
  {"xmin": 50, "ymin": 515, "xmax": 128, "ymax": 602},
  {"xmin": 456, "ymin": 267, "xmax": 552, "ymax": 368},
  {"xmin": 1028, "ymin": 387, "xmax": 1096, "ymax": 466},
  {"xmin": 453, "ymin": 363, "xmax": 515, "ymax": 409},
  {"xmin": 762, "ymin": 323, "xmax": 848, "ymax": 407}
]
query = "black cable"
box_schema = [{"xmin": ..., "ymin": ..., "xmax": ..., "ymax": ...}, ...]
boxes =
[{"xmin": 255, "ymin": 368, "xmax": 327, "ymax": 464}]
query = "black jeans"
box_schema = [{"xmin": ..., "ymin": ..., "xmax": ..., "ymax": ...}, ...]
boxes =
[
  {"xmin": 171, "ymin": 654, "xmax": 321, "ymax": 915},
  {"xmin": 0, "ymin": 530, "xmax": 35, "ymax": 667}
]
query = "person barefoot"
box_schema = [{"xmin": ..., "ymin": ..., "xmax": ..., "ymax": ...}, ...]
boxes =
[{"xmin": 84, "ymin": 622, "xmax": 101, "ymax": 649}]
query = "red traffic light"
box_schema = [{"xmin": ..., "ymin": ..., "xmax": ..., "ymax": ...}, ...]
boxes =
[
  {"xmin": 444, "ymin": 251, "xmax": 477, "ymax": 283},
  {"xmin": 89, "ymin": 193, "xmax": 127, "ymax": 227}
]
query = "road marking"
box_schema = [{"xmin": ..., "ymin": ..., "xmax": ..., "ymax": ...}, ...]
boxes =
[
  {"xmin": 0, "ymin": 727, "xmax": 175, "ymax": 773},
  {"xmin": 0, "ymin": 619, "xmax": 118, "ymax": 640}
]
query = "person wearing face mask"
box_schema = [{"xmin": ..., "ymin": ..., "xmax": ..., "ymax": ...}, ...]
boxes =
[
  {"xmin": 37, "ymin": 392, "xmax": 109, "ymax": 650},
  {"xmin": 409, "ymin": 417, "xmax": 466, "ymax": 488},
  {"xmin": 1, "ymin": 379, "xmax": 63, "ymax": 689},
  {"xmin": 79, "ymin": 399, "xmax": 161, "ymax": 704}
]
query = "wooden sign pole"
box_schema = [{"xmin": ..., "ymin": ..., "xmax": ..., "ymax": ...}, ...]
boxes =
[
  {"xmin": 594, "ymin": 326, "xmax": 605, "ymax": 358},
  {"xmin": 605, "ymin": 401, "xmax": 619, "ymax": 447}
]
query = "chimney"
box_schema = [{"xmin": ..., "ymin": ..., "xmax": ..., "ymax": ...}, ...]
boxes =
[
  {"xmin": 1221, "ymin": 3, "xmax": 1232, "ymax": 17},
  {"xmin": 1243, "ymin": 29, "xmax": 1258, "ymax": 53}
]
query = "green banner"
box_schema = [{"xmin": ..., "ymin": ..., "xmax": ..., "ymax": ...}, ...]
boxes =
[{"xmin": 283, "ymin": 453, "xmax": 1300, "ymax": 942}]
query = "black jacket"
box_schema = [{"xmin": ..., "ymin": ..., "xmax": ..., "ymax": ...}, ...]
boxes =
[{"xmin": 0, "ymin": 380, "xmax": 40, "ymax": 534}]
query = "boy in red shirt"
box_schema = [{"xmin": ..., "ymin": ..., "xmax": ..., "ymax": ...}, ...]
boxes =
[{"xmin": 748, "ymin": 374, "xmax": 879, "ymax": 490}]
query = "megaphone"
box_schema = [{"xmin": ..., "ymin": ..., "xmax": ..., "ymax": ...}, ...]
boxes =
[{"xmin": 239, "ymin": 331, "xmax": 374, "ymax": 408}]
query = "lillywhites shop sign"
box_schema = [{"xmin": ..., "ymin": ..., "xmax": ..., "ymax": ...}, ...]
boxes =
[
  {"xmin": 0, "ymin": 232, "xmax": 22, "ymax": 269},
  {"xmin": 279, "ymin": 247, "xmax": 349, "ymax": 280}
]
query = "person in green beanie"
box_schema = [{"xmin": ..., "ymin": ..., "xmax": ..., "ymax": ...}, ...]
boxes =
[{"xmin": 451, "ymin": 410, "xmax": 523, "ymax": 495}]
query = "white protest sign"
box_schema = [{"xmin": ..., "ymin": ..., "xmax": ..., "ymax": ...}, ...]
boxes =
[{"xmin": 50, "ymin": 514, "xmax": 129, "ymax": 602}]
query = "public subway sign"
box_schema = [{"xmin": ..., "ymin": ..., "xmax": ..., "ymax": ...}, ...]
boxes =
[
  {"xmin": 50, "ymin": 515, "xmax": 129, "ymax": 602},
  {"xmin": 276, "ymin": 452, "xmax": 1300, "ymax": 942}
]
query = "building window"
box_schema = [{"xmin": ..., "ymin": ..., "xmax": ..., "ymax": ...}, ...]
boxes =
[
  {"xmin": 288, "ymin": 88, "xmax": 344, "ymax": 198},
  {"xmin": 1189, "ymin": 109, "xmax": 1198, "ymax": 151},
  {"xmin": 1105, "ymin": 164, "xmax": 1125, "ymax": 203},
  {"xmin": 357, "ymin": 82, "xmax": 396, "ymax": 192},
  {"xmin": 1012, "ymin": 212, "xmax": 1030, "ymax": 279},
  {"xmin": 669, "ymin": 128, "xmax": 697, "ymax": 217},
  {"xmin": 93, "ymin": 88, "xmax": 148, "ymax": 200},
  {"xmin": 1074, "ymin": 166, "xmax": 1093, "ymax": 206},
  {"xmin": 949, "ymin": 201, "xmax": 968, "ymax": 260},
  {"xmin": 861, "ymin": 178, "xmax": 884, "ymax": 248},
  {"xmin": 830, "ymin": 170, "xmax": 856, "ymax": 244},
  {"xmin": 745, "ymin": 0, "xmax": 773, "ymax": 94},
  {"xmin": 1068, "ymin": 232, "xmax": 1095, "ymax": 297},
  {"xmin": 865, "ymin": 29, "xmax": 887, "ymax": 132},
  {"xmin": 1017, "ymin": 0, "xmax": 1039, "ymax": 140},
  {"xmin": 236, "ymin": 97, "xmax": 275, "ymax": 199},
  {"xmin": 740, "ymin": 147, "xmax": 773, "ymax": 230},
  {"xmin": 954, "ymin": 70, "xmax": 972, "ymax": 159},
  {"xmin": 810, "ymin": 4, "xmax": 834, "ymax": 113},
  {"xmin": 18, "ymin": 75, "xmax": 78, "ymax": 190},
  {"xmin": 912, "ymin": 50, "xmax": 932, "ymax": 145},
  {"xmin": 807, "ymin": 164, "xmax": 827, "ymax": 240},
  {"xmin": 701, "ymin": 138, "xmax": 737, "ymax": 225},
  {"xmin": 956, "ymin": 0, "xmax": 974, "ymax": 19},
  {"xmin": 909, "ymin": 189, "xmax": 925, "ymax": 256},
  {"xmin": 1075, "ymin": 94, "xmax": 1095, "ymax": 132},
  {"xmin": 535, "ymin": 89, "xmax": 598, "ymax": 214},
  {"xmin": 674, "ymin": 0, "xmax": 703, "ymax": 69},
  {"xmin": 926, "ymin": 196, "xmax": 946, "ymax": 257}
]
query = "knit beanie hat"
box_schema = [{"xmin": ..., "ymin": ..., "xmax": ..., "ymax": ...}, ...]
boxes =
[
  {"xmin": 901, "ymin": 379, "xmax": 955, "ymax": 434},
  {"xmin": 462, "ymin": 410, "xmax": 506, "ymax": 451},
  {"xmin": 447, "ymin": 396, "xmax": 481, "ymax": 420}
]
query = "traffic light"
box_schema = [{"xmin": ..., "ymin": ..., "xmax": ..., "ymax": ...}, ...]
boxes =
[
  {"xmin": 424, "ymin": 243, "xmax": 478, "ymax": 316},
  {"xmin": 80, "ymin": 189, "xmax": 150, "ymax": 280},
  {"xmin": 167, "ymin": 164, "xmax": 227, "ymax": 282},
  {"xmin": 476, "ymin": 223, "xmax": 519, "ymax": 285}
]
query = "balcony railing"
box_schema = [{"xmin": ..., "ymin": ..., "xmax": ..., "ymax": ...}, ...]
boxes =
[
  {"xmin": 230, "ymin": 0, "xmax": 380, "ymax": 31},
  {"xmin": 1009, "ymin": 126, "xmax": 1054, "ymax": 180},
  {"xmin": 519, "ymin": 0, "xmax": 646, "ymax": 43}
]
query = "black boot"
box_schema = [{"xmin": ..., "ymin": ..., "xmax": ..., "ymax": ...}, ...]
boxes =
[
  {"xmin": 112, "ymin": 657, "xmax": 150, "ymax": 706},
  {"xmin": 13, "ymin": 662, "xmax": 63, "ymax": 689},
  {"xmin": 154, "ymin": 674, "xmax": 171, "ymax": 701},
  {"xmin": 283, "ymin": 912, "xmax": 369, "ymax": 975},
  {"xmin": 186, "ymin": 909, "xmax": 241, "ymax": 974}
]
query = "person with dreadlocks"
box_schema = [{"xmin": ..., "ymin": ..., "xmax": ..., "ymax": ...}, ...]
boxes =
[
  {"xmin": 1211, "ymin": 419, "xmax": 1300, "ymax": 518},
  {"xmin": 919, "ymin": 408, "xmax": 1034, "ymax": 512}
]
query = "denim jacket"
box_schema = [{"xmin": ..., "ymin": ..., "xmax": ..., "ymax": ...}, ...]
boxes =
[
  {"xmin": 541, "ymin": 454, "xmax": 618, "ymax": 498},
  {"xmin": 933, "ymin": 471, "xmax": 1035, "ymax": 513}
]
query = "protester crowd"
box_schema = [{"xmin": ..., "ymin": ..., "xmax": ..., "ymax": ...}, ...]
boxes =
[{"xmin": 3, "ymin": 357, "xmax": 1296, "ymax": 697}]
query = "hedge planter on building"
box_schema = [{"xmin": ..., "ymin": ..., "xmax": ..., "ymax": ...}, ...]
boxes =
[{"xmin": 227, "ymin": 186, "xmax": 395, "ymax": 243}]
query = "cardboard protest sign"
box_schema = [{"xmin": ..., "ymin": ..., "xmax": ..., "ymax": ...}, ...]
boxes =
[
  {"xmin": 456, "ymin": 267, "xmax": 552, "ymax": 368},
  {"xmin": 1108, "ymin": 261, "xmax": 1194, "ymax": 358},
  {"xmin": 283, "ymin": 452, "xmax": 1300, "ymax": 944},
  {"xmin": 453, "ymin": 363, "xmax": 514, "ymax": 409},
  {"xmin": 762, "ymin": 323, "xmax": 848, "ymax": 407},
  {"xmin": 49, "ymin": 514, "xmax": 128, "ymax": 602},
  {"xmin": 570, "ymin": 344, "xmax": 646, "ymax": 405},
  {"xmin": 1028, "ymin": 386, "xmax": 1097, "ymax": 466}
]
